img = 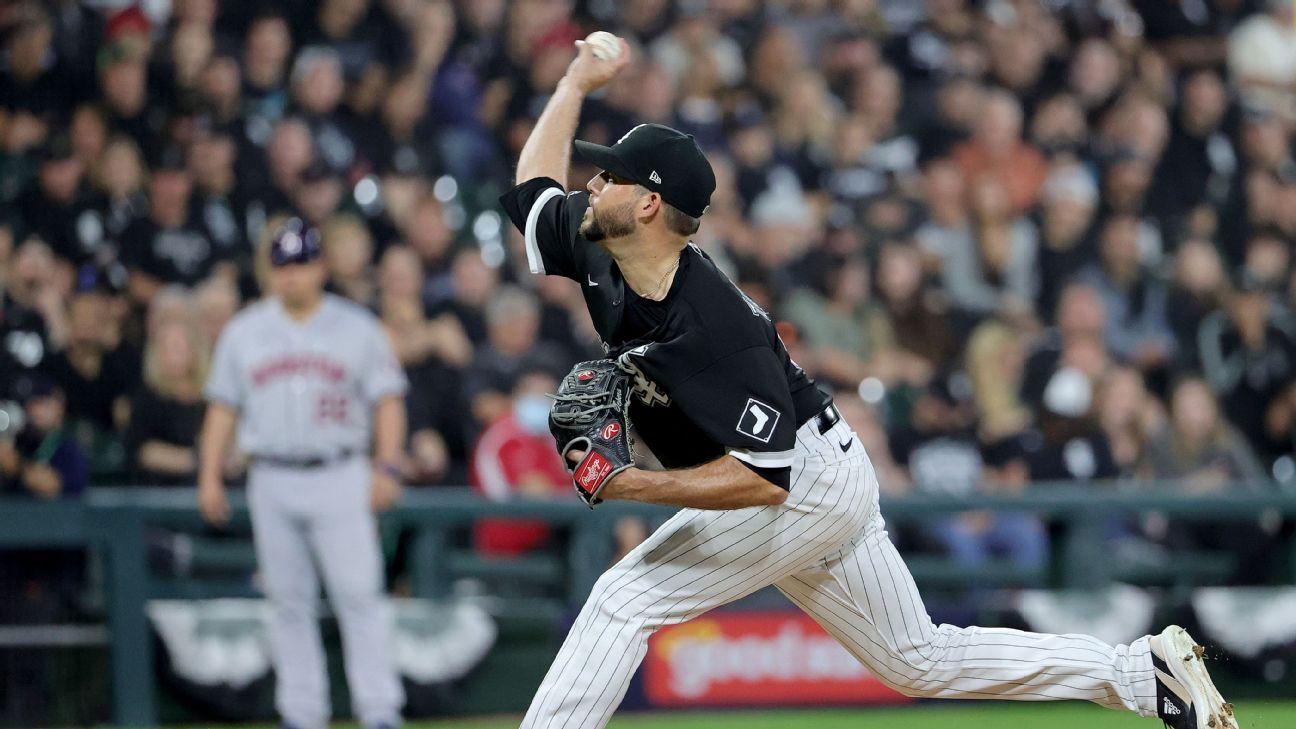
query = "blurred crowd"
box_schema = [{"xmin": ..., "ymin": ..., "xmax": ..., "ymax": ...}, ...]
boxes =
[{"xmin": 1, "ymin": 0, "xmax": 1295, "ymax": 575}]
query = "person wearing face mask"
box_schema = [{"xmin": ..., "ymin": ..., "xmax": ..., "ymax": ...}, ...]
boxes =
[{"xmin": 469, "ymin": 370, "xmax": 573, "ymax": 556}]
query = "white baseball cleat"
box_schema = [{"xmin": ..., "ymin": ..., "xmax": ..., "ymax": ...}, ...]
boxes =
[{"xmin": 1149, "ymin": 625, "xmax": 1238, "ymax": 729}]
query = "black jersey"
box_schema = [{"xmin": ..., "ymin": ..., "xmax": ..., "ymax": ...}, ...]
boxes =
[{"xmin": 501, "ymin": 177, "xmax": 831, "ymax": 487}]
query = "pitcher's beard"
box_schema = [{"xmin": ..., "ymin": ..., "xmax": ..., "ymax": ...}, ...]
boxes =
[{"xmin": 580, "ymin": 201, "xmax": 636, "ymax": 241}]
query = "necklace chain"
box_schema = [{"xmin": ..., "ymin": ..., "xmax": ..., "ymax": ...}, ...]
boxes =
[{"xmin": 644, "ymin": 257, "xmax": 680, "ymax": 300}]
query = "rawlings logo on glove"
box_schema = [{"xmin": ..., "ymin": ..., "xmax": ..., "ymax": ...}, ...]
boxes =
[{"xmin": 549, "ymin": 359, "xmax": 636, "ymax": 508}]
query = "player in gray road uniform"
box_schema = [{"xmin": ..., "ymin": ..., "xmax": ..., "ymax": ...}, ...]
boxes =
[{"xmin": 198, "ymin": 218, "xmax": 407, "ymax": 729}]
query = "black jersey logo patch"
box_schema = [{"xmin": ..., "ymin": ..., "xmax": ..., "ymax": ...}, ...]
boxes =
[{"xmin": 737, "ymin": 398, "xmax": 781, "ymax": 443}]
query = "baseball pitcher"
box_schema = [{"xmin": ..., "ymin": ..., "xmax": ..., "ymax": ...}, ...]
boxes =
[{"xmin": 499, "ymin": 36, "xmax": 1235, "ymax": 729}]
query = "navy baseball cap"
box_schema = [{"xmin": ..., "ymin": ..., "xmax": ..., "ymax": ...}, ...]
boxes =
[
  {"xmin": 269, "ymin": 218, "xmax": 322, "ymax": 266},
  {"xmin": 574, "ymin": 123, "xmax": 716, "ymax": 218}
]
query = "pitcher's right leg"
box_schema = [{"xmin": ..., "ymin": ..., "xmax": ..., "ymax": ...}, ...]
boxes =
[{"xmin": 777, "ymin": 512, "xmax": 1158, "ymax": 715}]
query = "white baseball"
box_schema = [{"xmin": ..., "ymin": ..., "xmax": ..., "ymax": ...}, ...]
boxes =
[{"xmin": 584, "ymin": 31, "xmax": 622, "ymax": 61}]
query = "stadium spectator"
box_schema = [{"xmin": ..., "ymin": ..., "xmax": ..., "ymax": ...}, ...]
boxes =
[
  {"xmin": 0, "ymin": 371, "xmax": 89, "ymax": 623},
  {"xmin": 874, "ymin": 240, "xmax": 952, "ymax": 379},
  {"xmin": 1076, "ymin": 214, "xmax": 1176, "ymax": 371},
  {"xmin": 889, "ymin": 373, "xmax": 983, "ymax": 498},
  {"xmin": 0, "ymin": 0, "xmax": 1289, "ymax": 604},
  {"xmin": 1023, "ymin": 366, "xmax": 1121, "ymax": 483},
  {"xmin": 291, "ymin": 158, "xmax": 348, "ymax": 227},
  {"xmin": 464, "ymin": 284, "xmax": 567, "ymax": 428},
  {"xmin": 1137, "ymin": 375, "xmax": 1278, "ymax": 583},
  {"xmin": 192, "ymin": 276, "xmax": 240, "ymax": 346},
  {"xmin": 937, "ymin": 435, "xmax": 1048, "ymax": 573},
  {"xmin": 241, "ymin": 11, "xmax": 293, "ymax": 135},
  {"xmin": 124, "ymin": 314, "xmax": 210, "ymax": 486},
  {"xmin": 1198, "ymin": 269, "xmax": 1296, "ymax": 463},
  {"xmin": 321, "ymin": 213, "xmax": 377, "ymax": 307},
  {"xmin": 0, "ymin": 372, "xmax": 88, "ymax": 501},
  {"xmin": 1149, "ymin": 69, "xmax": 1237, "ymax": 228},
  {"xmin": 119, "ymin": 146, "xmax": 224, "ymax": 297},
  {"xmin": 1139, "ymin": 376, "xmax": 1266, "ymax": 488},
  {"xmin": 965, "ymin": 320, "xmax": 1030, "ymax": 442},
  {"xmin": 91, "ymin": 135, "xmax": 150, "ymax": 245},
  {"xmin": 378, "ymin": 245, "xmax": 470, "ymax": 483},
  {"xmin": 1036, "ymin": 164, "xmax": 1100, "ymax": 318},
  {"xmin": 17, "ymin": 133, "xmax": 99, "ymax": 266},
  {"xmin": 1098, "ymin": 365, "xmax": 1166, "ymax": 474},
  {"xmin": 952, "ymin": 90, "xmax": 1048, "ymax": 216},
  {"xmin": 470, "ymin": 370, "xmax": 570, "ymax": 556},
  {"xmin": 780, "ymin": 256, "xmax": 895, "ymax": 391},
  {"xmin": 2, "ymin": 239, "xmax": 60, "ymax": 373},
  {"xmin": 940, "ymin": 171, "xmax": 1039, "ymax": 325},
  {"xmin": 188, "ymin": 118, "xmax": 252, "ymax": 257},
  {"xmin": 43, "ymin": 290, "xmax": 135, "ymax": 439},
  {"xmin": 1022, "ymin": 283, "xmax": 1112, "ymax": 415},
  {"xmin": 400, "ymin": 193, "xmax": 457, "ymax": 308}
]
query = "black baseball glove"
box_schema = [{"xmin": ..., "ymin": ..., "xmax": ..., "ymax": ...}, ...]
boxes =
[{"xmin": 549, "ymin": 359, "xmax": 636, "ymax": 508}]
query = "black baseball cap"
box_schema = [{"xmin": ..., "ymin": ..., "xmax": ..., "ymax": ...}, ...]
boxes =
[
  {"xmin": 269, "ymin": 217, "xmax": 322, "ymax": 266},
  {"xmin": 573, "ymin": 123, "xmax": 715, "ymax": 219}
]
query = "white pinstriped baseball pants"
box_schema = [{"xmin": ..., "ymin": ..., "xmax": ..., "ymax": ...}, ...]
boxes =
[{"xmin": 521, "ymin": 416, "xmax": 1159, "ymax": 728}]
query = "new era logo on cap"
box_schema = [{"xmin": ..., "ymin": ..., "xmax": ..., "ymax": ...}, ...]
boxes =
[{"xmin": 649, "ymin": 170, "xmax": 662, "ymax": 184}]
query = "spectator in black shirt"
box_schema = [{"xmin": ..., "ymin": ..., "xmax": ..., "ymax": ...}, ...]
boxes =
[
  {"xmin": 98, "ymin": 41, "xmax": 163, "ymax": 157},
  {"xmin": 257, "ymin": 117, "xmax": 314, "ymax": 217},
  {"xmin": 0, "ymin": 8, "xmax": 69, "ymax": 118},
  {"xmin": 431, "ymin": 248, "xmax": 499, "ymax": 345},
  {"xmin": 124, "ymin": 314, "xmax": 208, "ymax": 486},
  {"xmin": 373, "ymin": 71, "xmax": 444, "ymax": 180},
  {"xmin": 377, "ymin": 245, "xmax": 472, "ymax": 483},
  {"xmin": 1199, "ymin": 269, "xmax": 1296, "ymax": 462},
  {"xmin": 1167, "ymin": 238, "xmax": 1229, "ymax": 367},
  {"xmin": 288, "ymin": 47, "xmax": 356, "ymax": 175},
  {"xmin": 119, "ymin": 147, "xmax": 224, "ymax": 298},
  {"xmin": 240, "ymin": 12, "xmax": 293, "ymax": 139},
  {"xmin": 43, "ymin": 290, "xmax": 135, "ymax": 437},
  {"xmin": 1023, "ymin": 367, "xmax": 1119, "ymax": 483},
  {"xmin": 18, "ymin": 134, "xmax": 102, "ymax": 266},
  {"xmin": 400, "ymin": 194, "xmax": 457, "ymax": 307},
  {"xmin": 1150, "ymin": 69, "xmax": 1237, "ymax": 228},
  {"xmin": 189, "ymin": 118, "xmax": 252, "ymax": 259},
  {"xmin": 1036, "ymin": 164, "xmax": 1099, "ymax": 319},
  {"xmin": 4, "ymin": 239, "xmax": 62, "ymax": 362},
  {"xmin": 69, "ymin": 104, "xmax": 110, "ymax": 175},
  {"xmin": 88, "ymin": 134, "xmax": 149, "ymax": 251}
]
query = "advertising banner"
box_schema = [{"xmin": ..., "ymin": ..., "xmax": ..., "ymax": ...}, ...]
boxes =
[{"xmin": 643, "ymin": 611, "xmax": 911, "ymax": 707}]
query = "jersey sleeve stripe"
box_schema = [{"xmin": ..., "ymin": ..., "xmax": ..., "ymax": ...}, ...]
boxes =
[
  {"xmin": 726, "ymin": 447, "xmax": 796, "ymax": 470},
  {"xmin": 524, "ymin": 187, "xmax": 564, "ymax": 275}
]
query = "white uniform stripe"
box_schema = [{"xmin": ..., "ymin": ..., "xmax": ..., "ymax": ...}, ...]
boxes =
[
  {"xmin": 524, "ymin": 188, "xmax": 563, "ymax": 274},
  {"xmin": 726, "ymin": 447, "xmax": 796, "ymax": 469}
]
